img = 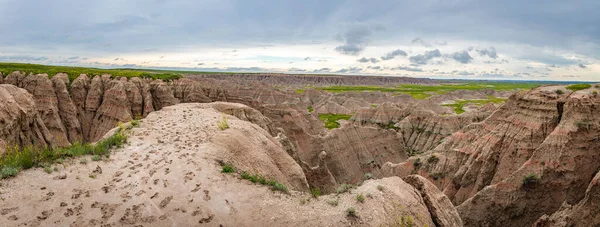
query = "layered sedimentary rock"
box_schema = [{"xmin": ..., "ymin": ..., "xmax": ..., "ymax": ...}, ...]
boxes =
[
  {"xmin": 51, "ymin": 74, "xmax": 83, "ymax": 143},
  {"xmin": 380, "ymin": 84, "xmax": 600, "ymax": 226},
  {"xmin": 0, "ymin": 84, "xmax": 54, "ymax": 153},
  {"xmin": 21, "ymin": 74, "xmax": 71, "ymax": 147}
]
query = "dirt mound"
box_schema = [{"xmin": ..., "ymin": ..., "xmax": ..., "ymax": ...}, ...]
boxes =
[{"xmin": 0, "ymin": 103, "xmax": 461, "ymax": 226}]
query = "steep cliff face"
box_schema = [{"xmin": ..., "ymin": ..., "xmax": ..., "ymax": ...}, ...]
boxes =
[
  {"xmin": 0, "ymin": 72, "xmax": 184, "ymax": 147},
  {"xmin": 0, "ymin": 84, "xmax": 54, "ymax": 153}
]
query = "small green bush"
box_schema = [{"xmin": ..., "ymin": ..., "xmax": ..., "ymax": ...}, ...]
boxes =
[
  {"xmin": 80, "ymin": 158, "xmax": 88, "ymax": 164},
  {"xmin": 376, "ymin": 185, "xmax": 384, "ymax": 191},
  {"xmin": 307, "ymin": 106, "xmax": 314, "ymax": 113},
  {"xmin": 364, "ymin": 173, "xmax": 373, "ymax": 180},
  {"xmin": 310, "ymin": 187, "xmax": 321, "ymax": 198},
  {"xmin": 336, "ymin": 184, "xmax": 355, "ymax": 194},
  {"xmin": 221, "ymin": 163, "xmax": 235, "ymax": 173},
  {"xmin": 91, "ymin": 155, "xmax": 102, "ymax": 162},
  {"xmin": 427, "ymin": 155, "xmax": 439, "ymax": 163},
  {"xmin": 555, "ymin": 89, "xmax": 564, "ymax": 95},
  {"xmin": 566, "ymin": 84, "xmax": 592, "ymax": 92},
  {"xmin": 217, "ymin": 114, "xmax": 230, "ymax": 130},
  {"xmin": 346, "ymin": 207, "xmax": 358, "ymax": 217},
  {"xmin": 356, "ymin": 193, "xmax": 365, "ymax": 203},
  {"xmin": 327, "ymin": 198, "xmax": 339, "ymax": 206},
  {"xmin": 43, "ymin": 164, "xmax": 53, "ymax": 174},
  {"xmin": 576, "ymin": 120, "xmax": 593, "ymax": 130},
  {"xmin": 1, "ymin": 166, "xmax": 18, "ymax": 179},
  {"xmin": 522, "ymin": 173, "xmax": 540, "ymax": 187}
]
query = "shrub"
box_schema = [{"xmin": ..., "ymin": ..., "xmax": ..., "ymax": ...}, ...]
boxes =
[
  {"xmin": 346, "ymin": 207, "xmax": 358, "ymax": 217},
  {"xmin": 217, "ymin": 114, "xmax": 230, "ymax": 130},
  {"xmin": 91, "ymin": 155, "xmax": 102, "ymax": 162},
  {"xmin": 427, "ymin": 155, "xmax": 439, "ymax": 163},
  {"xmin": 310, "ymin": 187, "xmax": 321, "ymax": 198},
  {"xmin": 327, "ymin": 198, "xmax": 339, "ymax": 206},
  {"xmin": 356, "ymin": 193, "xmax": 365, "ymax": 203},
  {"xmin": 1, "ymin": 166, "xmax": 18, "ymax": 179},
  {"xmin": 336, "ymin": 184, "xmax": 354, "ymax": 194},
  {"xmin": 376, "ymin": 185, "xmax": 384, "ymax": 191},
  {"xmin": 271, "ymin": 182, "xmax": 288, "ymax": 193},
  {"xmin": 566, "ymin": 84, "xmax": 592, "ymax": 92},
  {"xmin": 576, "ymin": 120, "xmax": 593, "ymax": 130},
  {"xmin": 80, "ymin": 158, "xmax": 88, "ymax": 164},
  {"xmin": 364, "ymin": 173, "xmax": 373, "ymax": 180},
  {"xmin": 240, "ymin": 171, "xmax": 288, "ymax": 193},
  {"xmin": 307, "ymin": 106, "xmax": 313, "ymax": 113},
  {"xmin": 413, "ymin": 158, "xmax": 422, "ymax": 168},
  {"xmin": 221, "ymin": 163, "xmax": 234, "ymax": 173},
  {"xmin": 522, "ymin": 173, "xmax": 540, "ymax": 187},
  {"xmin": 43, "ymin": 164, "xmax": 53, "ymax": 174},
  {"xmin": 130, "ymin": 119, "xmax": 140, "ymax": 127},
  {"xmin": 555, "ymin": 89, "xmax": 564, "ymax": 95}
]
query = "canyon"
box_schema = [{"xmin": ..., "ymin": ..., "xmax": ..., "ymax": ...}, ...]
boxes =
[{"xmin": 0, "ymin": 70, "xmax": 599, "ymax": 227}]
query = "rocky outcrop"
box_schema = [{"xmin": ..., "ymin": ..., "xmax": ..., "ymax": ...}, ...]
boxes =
[
  {"xmin": 51, "ymin": 74, "xmax": 83, "ymax": 143},
  {"xmin": 533, "ymin": 170, "xmax": 600, "ymax": 227},
  {"xmin": 89, "ymin": 81, "xmax": 134, "ymax": 141},
  {"xmin": 21, "ymin": 74, "xmax": 71, "ymax": 147},
  {"xmin": 0, "ymin": 84, "xmax": 54, "ymax": 153},
  {"xmin": 404, "ymin": 175, "xmax": 464, "ymax": 227}
]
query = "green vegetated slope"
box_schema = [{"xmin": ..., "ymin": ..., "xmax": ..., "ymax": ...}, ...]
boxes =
[
  {"xmin": 314, "ymin": 82, "xmax": 541, "ymax": 99},
  {"xmin": 441, "ymin": 95, "xmax": 507, "ymax": 114},
  {"xmin": 318, "ymin": 113, "xmax": 353, "ymax": 129},
  {"xmin": 0, "ymin": 63, "xmax": 182, "ymax": 81},
  {"xmin": 566, "ymin": 84, "xmax": 592, "ymax": 91}
]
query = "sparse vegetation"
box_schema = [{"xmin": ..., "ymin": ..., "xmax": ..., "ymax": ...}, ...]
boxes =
[
  {"xmin": 327, "ymin": 198, "xmax": 339, "ymax": 206},
  {"xmin": 240, "ymin": 171, "xmax": 289, "ymax": 193},
  {"xmin": 221, "ymin": 163, "xmax": 235, "ymax": 173},
  {"xmin": 1, "ymin": 166, "xmax": 18, "ymax": 179},
  {"xmin": 427, "ymin": 155, "xmax": 439, "ymax": 163},
  {"xmin": 364, "ymin": 173, "xmax": 373, "ymax": 180},
  {"xmin": 310, "ymin": 187, "xmax": 321, "ymax": 198},
  {"xmin": 356, "ymin": 193, "xmax": 365, "ymax": 203},
  {"xmin": 346, "ymin": 207, "xmax": 358, "ymax": 217},
  {"xmin": 91, "ymin": 155, "xmax": 102, "ymax": 162},
  {"xmin": 336, "ymin": 183, "xmax": 355, "ymax": 194},
  {"xmin": 0, "ymin": 62, "xmax": 182, "ymax": 82},
  {"xmin": 217, "ymin": 114, "xmax": 230, "ymax": 130},
  {"xmin": 522, "ymin": 173, "xmax": 540, "ymax": 187},
  {"xmin": 43, "ymin": 164, "xmax": 53, "ymax": 174},
  {"xmin": 555, "ymin": 89, "xmax": 564, "ymax": 95},
  {"xmin": 80, "ymin": 158, "xmax": 88, "ymax": 164},
  {"xmin": 307, "ymin": 106, "xmax": 313, "ymax": 113},
  {"xmin": 400, "ymin": 216, "xmax": 415, "ymax": 227},
  {"xmin": 0, "ymin": 121, "xmax": 136, "ymax": 179},
  {"xmin": 566, "ymin": 84, "xmax": 592, "ymax": 92},
  {"xmin": 576, "ymin": 120, "xmax": 593, "ymax": 130},
  {"xmin": 441, "ymin": 95, "xmax": 507, "ymax": 114},
  {"xmin": 377, "ymin": 185, "xmax": 384, "ymax": 191},
  {"xmin": 318, "ymin": 113, "xmax": 353, "ymax": 129}
]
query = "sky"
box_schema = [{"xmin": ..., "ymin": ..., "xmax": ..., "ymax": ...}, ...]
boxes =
[{"xmin": 0, "ymin": 0, "xmax": 599, "ymax": 81}]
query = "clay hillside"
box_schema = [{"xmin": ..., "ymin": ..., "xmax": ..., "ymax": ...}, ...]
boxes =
[{"xmin": 0, "ymin": 69, "xmax": 599, "ymax": 227}]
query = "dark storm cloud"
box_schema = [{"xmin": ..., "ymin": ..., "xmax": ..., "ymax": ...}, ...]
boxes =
[
  {"xmin": 450, "ymin": 50, "xmax": 473, "ymax": 63},
  {"xmin": 334, "ymin": 26, "xmax": 375, "ymax": 56},
  {"xmin": 380, "ymin": 49, "xmax": 407, "ymax": 60},
  {"xmin": 408, "ymin": 49, "xmax": 441, "ymax": 65}
]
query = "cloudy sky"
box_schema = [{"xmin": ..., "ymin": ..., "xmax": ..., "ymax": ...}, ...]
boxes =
[{"xmin": 0, "ymin": 0, "xmax": 599, "ymax": 81}]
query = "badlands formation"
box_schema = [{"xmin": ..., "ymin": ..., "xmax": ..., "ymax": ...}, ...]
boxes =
[{"xmin": 0, "ymin": 70, "xmax": 599, "ymax": 227}]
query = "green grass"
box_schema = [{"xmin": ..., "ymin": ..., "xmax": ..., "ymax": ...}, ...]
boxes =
[
  {"xmin": 217, "ymin": 114, "xmax": 230, "ymax": 130},
  {"xmin": 240, "ymin": 171, "xmax": 289, "ymax": 193},
  {"xmin": 441, "ymin": 95, "xmax": 507, "ymax": 114},
  {"xmin": 221, "ymin": 163, "xmax": 235, "ymax": 173},
  {"xmin": 522, "ymin": 173, "xmax": 540, "ymax": 187},
  {"xmin": 336, "ymin": 183, "xmax": 355, "ymax": 194},
  {"xmin": 310, "ymin": 187, "xmax": 321, "ymax": 198},
  {"xmin": 0, "ymin": 62, "xmax": 182, "ymax": 82},
  {"xmin": 307, "ymin": 106, "xmax": 314, "ymax": 113},
  {"xmin": 566, "ymin": 84, "xmax": 592, "ymax": 91},
  {"xmin": 318, "ymin": 113, "xmax": 353, "ymax": 129},
  {"xmin": 316, "ymin": 82, "xmax": 540, "ymax": 99},
  {"xmin": 356, "ymin": 193, "xmax": 365, "ymax": 203},
  {"xmin": 0, "ymin": 121, "xmax": 136, "ymax": 179},
  {"xmin": 346, "ymin": 207, "xmax": 358, "ymax": 217}
]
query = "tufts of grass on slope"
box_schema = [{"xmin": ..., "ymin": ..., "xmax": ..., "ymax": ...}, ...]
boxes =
[
  {"xmin": 0, "ymin": 121, "xmax": 137, "ymax": 179},
  {"xmin": 318, "ymin": 113, "xmax": 353, "ymax": 129}
]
